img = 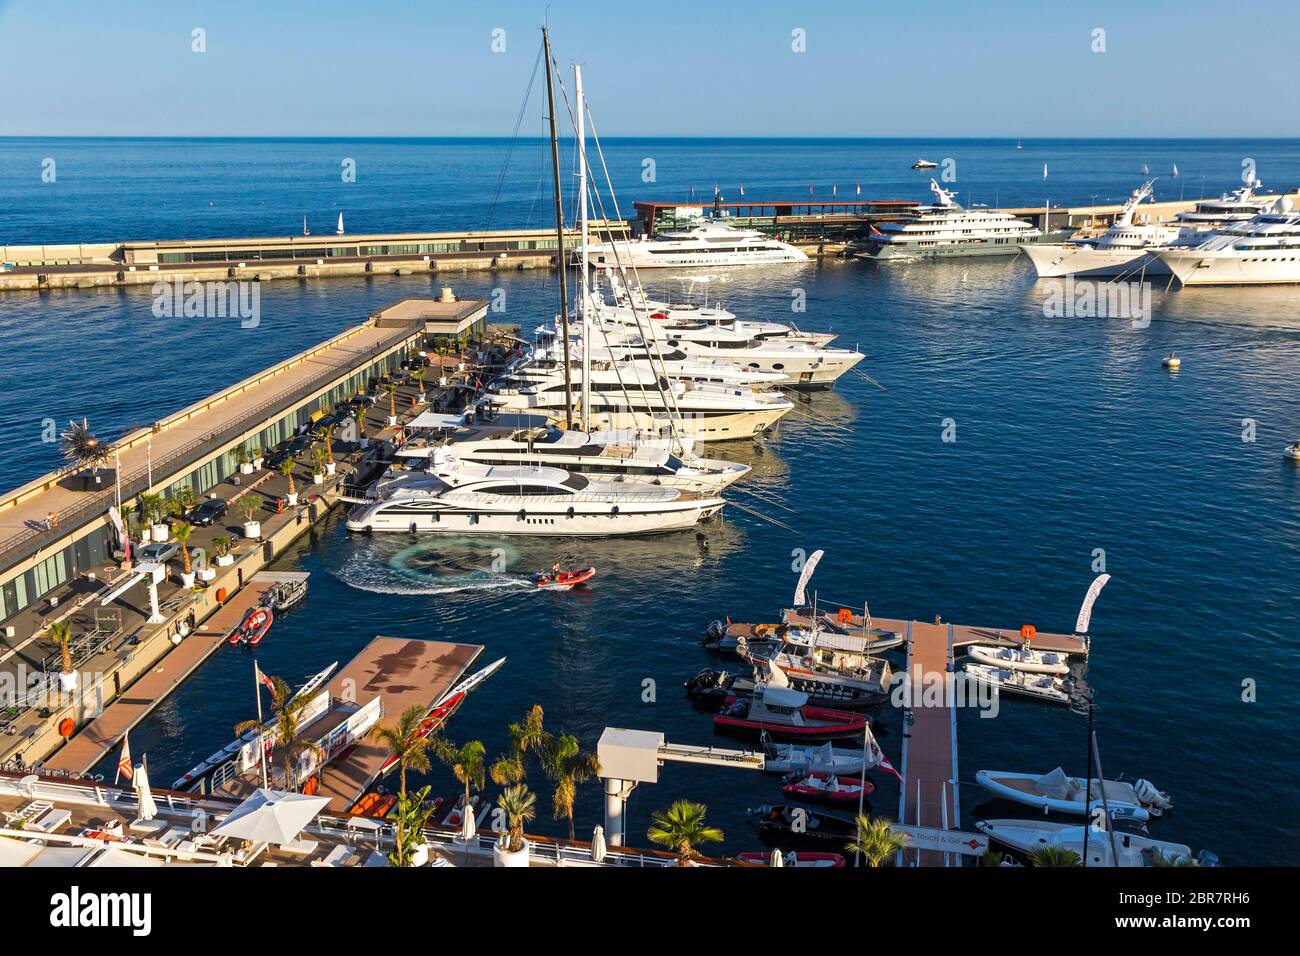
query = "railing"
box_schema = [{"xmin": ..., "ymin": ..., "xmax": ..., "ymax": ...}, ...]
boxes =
[{"xmin": 0, "ymin": 327, "xmax": 415, "ymax": 572}]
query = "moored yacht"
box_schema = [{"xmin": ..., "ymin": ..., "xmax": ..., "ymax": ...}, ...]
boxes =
[
  {"xmin": 344, "ymin": 452, "xmax": 725, "ymax": 536},
  {"xmin": 585, "ymin": 218, "xmax": 808, "ymax": 269},
  {"xmin": 1154, "ymin": 197, "xmax": 1300, "ymax": 285},
  {"xmin": 855, "ymin": 179, "xmax": 1062, "ymax": 260}
]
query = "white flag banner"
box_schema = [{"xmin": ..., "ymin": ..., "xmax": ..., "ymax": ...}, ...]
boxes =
[
  {"xmin": 1075, "ymin": 573, "xmax": 1111, "ymax": 634},
  {"xmin": 792, "ymin": 549, "xmax": 824, "ymax": 607}
]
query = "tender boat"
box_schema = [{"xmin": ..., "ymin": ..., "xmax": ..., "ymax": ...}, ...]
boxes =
[
  {"xmin": 740, "ymin": 631, "xmax": 893, "ymax": 708},
  {"xmin": 1284, "ymin": 441, "xmax": 1300, "ymax": 461},
  {"xmin": 231, "ymin": 605, "xmax": 273, "ymax": 646},
  {"xmin": 735, "ymin": 851, "xmax": 846, "ymax": 868},
  {"xmin": 963, "ymin": 663, "xmax": 1071, "ymax": 704},
  {"xmin": 536, "ymin": 566, "xmax": 595, "ymax": 590},
  {"xmin": 714, "ymin": 685, "xmax": 865, "ymax": 741},
  {"xmin": 761, "ymin": 737, "xmax": 868, "ymax": 776},
  {"xmin": 976, "ymin": 768, "xmax": 1172, "ymax": 822},
  {"xmin": 782, "ymin": 771, "xmax": 873, "ymax": 806},
  {"xmin": 965, "ymin": 643, "xmax": 1070, "ymax": 675},
  {"xmin": 976, "ymin": 820, "xmax": 1216, "ymax": 867},
  {"xmin": 263, "ymin": 578, "xmax": 308, "ymax": 611},
  {"xmin": 749, "ymin": 804, "xmax": 860, "ymax": 845}
]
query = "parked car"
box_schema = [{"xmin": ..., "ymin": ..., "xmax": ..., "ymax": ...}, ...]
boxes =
[
  {"xmin": 265, "ymin": 435, "xmax": 313, "ymax": 469},
  {"xmin": 188, "ymin": 498, "xmax": 229, "ymax": 526},
  {"xmin": 137, "ymin": 542, "xmax": 180, "ymax": 565},
  {"xmin": 308, "ymin": 411, "xmax": 349, "ymax": 437},
  {"xmin": 345, "ymin": 393, "xmax": 378, "ymax": 410}
]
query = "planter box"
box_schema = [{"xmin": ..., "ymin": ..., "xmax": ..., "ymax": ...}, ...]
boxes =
[
  {"xmin": 242, "ymin": 520, "xmax": 261, "ymax": 539},
  {"xmin": 286, "ymin": 493, "xmax": 299, "ymax": 506},
  {"xmin": 198, "ymin": 568, "xmax": 217, "ymax": 582},
  {"xmin": 179, "ymin": 572, "xmax": 196, "ymax": 588},
  {"xmin": 493, "ymin": 837, "xmax": 530, "ymax": 868},
  {"xmin": 239, "ymin": 463, "xmax": 254, "ymax": 475},
  {"xmin": 325, "ymin": 462, "xmax": 337, "ymax": 475},
  {"xmin": 58, "ymin": 671, "xmax": 78, "ymax": 693},
  {"xmin": 312, "ymin": 473, "xmax": 324, "ymax": 485},
  {"xmin": 216, "ymin": 554, "xmax": 234, "ymax": 567},
  {"xmin": 151, "ymin": 523, "xmax": 170, "ymax": 542}
]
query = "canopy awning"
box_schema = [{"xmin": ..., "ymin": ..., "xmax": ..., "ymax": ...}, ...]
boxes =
[{"xmin": 210, "ymin": 788, "xmax": 330, "ymax": 845}]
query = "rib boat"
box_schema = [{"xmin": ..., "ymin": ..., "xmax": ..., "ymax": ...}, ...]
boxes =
[
  {"xmin": 713, "ymin": 685, "xmax": 865, "ymax": 741},
  {"xmin": 976, "ymin": 767, "xmax": 1172, "ymax": 822}
]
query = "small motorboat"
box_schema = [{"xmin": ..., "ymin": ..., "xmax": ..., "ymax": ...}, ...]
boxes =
[
  {"xmin": 231, "ymin": 605, "xmax": 274, "ymax": 646},
  {"xmin": 714, "ymin": 685, "xmax": 865, "ymax": 741},
  {"xmin": 963, "ymin": 663, "xmax": 1070, "ymax": 704},
  {"xmin": 735, "ymin": 850, "xmax": 846, "ymax": 868},
  {"xmin": 965, "ymin": 643, "xmax": 1070, "ymax": 675},
  {"xmin": 749, "ymin": 804, "xmax": 859, "ymax": 846},
  {"xmin": 536, "ymin": 566, "xmax": 595, "ymax": 590},
  {"xmin": 263, "ymin": 578, "xmax": 308, "ymax": 611},
  {"xmin": 1285, "ymin": 441, "xmax": 1300, "ymax": 461},
  {"xmin": 761, "ymin": 738, "xmax": 867, "ymax": 776},
  {"xmin": 1162, "ymin": 352, "xmax": 1181, "ymax": 370},
  {"xmin": 782, "ymin": 771, "xmax": 873, "ymax": 806},
  {"xmin": 911, "ymin": 158, "xmax": 939, "ymax": 170},
  {"xmin": 976, "ymin": 768, "xmax": 1172, "ymax": 822},
  {"xmin": 684, "ymin": 668, "xmax": 747, "ymax": 708},
  {"xmin": 975, "ymin": 819, "xmax": 1217, "ymax": 867}
]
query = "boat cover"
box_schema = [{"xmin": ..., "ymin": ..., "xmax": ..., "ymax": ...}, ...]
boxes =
[{"xmin": 1035, "ymin": 767, "xmax": 1076, "ymax": 800}]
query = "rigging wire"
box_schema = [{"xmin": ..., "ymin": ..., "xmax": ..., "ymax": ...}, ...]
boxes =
[{"xmin": 485, "ymin": 42, "xmax": 544, "ymax": 231}]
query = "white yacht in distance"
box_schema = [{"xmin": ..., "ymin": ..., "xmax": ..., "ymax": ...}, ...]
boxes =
[
  {"xmin": 1169, "ymin": 179, "xmax": 1271, "ymax": 228},
  {"xmin": 584, "ymin": 218, "xmax": 808, "ymax": 269},
  {"xmin": 345, "ymin": 451, "xmax": 724, "ymax": 536},
  {"xmin": 854, "ymin": 179, "xmax": 1059, "ymax": 260},
  {"xmin": 1155, "ymin": 197, "xmax": 1300, "ymax": 286}
]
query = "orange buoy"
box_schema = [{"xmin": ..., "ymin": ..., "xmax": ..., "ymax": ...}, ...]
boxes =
[
  {"xmin": 837, "ymin": 608, "xmax": 853, "ymax": 623},
  {"xmin": 216, "ymin": 586, "xmax": 228, "ymax": 603},
  {"xmin": 1020, "ymin": 624, "xmax": 1037, "ymax": 640},
  {"xmin": 58, "ymin": 717, "xmax": 75, "ymax": 738},
  {"xmin": 302, "ymin": 776, "xmax": 318, "ymax": 796}
]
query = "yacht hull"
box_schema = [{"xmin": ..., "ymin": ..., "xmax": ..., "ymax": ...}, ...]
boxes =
[
  {"xmin": 346, "ymin": 500, "xmax": 723, "ymax": 536},
  {"xmin": 1156, "ymin": 248, "xmax": 1300, "ymax": 286},
  {"xmin": 856, "ymin": 231, "xmax": 1072, "ymax": 261},
  {"xmin": 483, "ymin": 401, "xmax": 792, "ymax": 442},
  {"xmin": 1020, "ymin": 243, "xmax": 1169, "ymax": 278}
]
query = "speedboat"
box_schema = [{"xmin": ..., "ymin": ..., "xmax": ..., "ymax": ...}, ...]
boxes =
[
  {"xmin": 782, "ymin": 771, "xmax": 873, "ymax": 806},
  {"xmin": 975, "ymin": 820, "xmax": 1216, "ymax": 867},
  {"xmin": 965, "ymin": 643, "xmax": 1070, "ymax": 675},
  {"xmin": 963, "ymin": 663, "xmax": 1071, "ymax": 704},
  {"xmin": 263, "ymin": 578, "xmax": 308, "ymax": 612},
  {"xmin": 713, "ymin": 685, "xmax": 865, "ymax": 741},
  {"xmin": 740, "ymin": 632, "xmax": 894, "ymax": 708},
  {"xmin": 761, "ymin": 737, "xmax": 868, "ymax": 776},
  {"xmin": 231, "ymin": 605, "xmax": 273, "ymax": 646},
  {"xmin": 1286, "ymin": 441, "xmax": 1300, "ymax": 461},
  {"xmin": 735, "ymin": 850, "xmax": 846, "ymax": 867},
  {"xmin": 748, "ymin": 804, "xmax": 860, "ymax": 845},
  {"xmin": 976, "ymin": 768, "xmax": 1172, "ymax": 822},
  {"xmin": 911, "ymin": 159, "xmax": 938, "ymax": 170},
  {"xmin": 536, "ymin": 566, "xmax": 595, "ymax": 590}
]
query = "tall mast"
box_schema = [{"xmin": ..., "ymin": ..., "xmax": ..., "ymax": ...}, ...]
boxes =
[
  {"xmin": 542, "ymin": 26, "xmax": 573, "ymax": 428},
  {"xmin": 576, "ymin": 64, "xmax": 591, "ymax": 431}
]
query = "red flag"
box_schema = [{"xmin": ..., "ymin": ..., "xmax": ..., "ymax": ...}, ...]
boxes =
[
  {"xmin": 866, "ymin": 726, "xmax": 902, "ymax": 782},
  {"xmin": 256, "ymin": 664, "xmax": 275, "ymax": 693},
  {"xmin": 115, "ymin": 733, "xmax": 133, "ymax": 783}
]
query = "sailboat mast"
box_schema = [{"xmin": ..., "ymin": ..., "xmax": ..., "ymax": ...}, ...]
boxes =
[
  {"xmin": 576, "ymin": 64, "xmax": 591, "ymax": 431},
  {"xmin": 542, "ymin": 26, "xmax": 574, "ymax": 429}
]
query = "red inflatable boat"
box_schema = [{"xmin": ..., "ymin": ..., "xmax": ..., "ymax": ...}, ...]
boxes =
[
  {"xmin": 231, "ymin": 605, "xmax": 274, "ymax": 646},
  {"xmin": 782, "ymin": 772, "xmax": 874, "ymax": 805},
  {"xmin": 536, "ymin": 566, "xmax": 596, "ymax": 590}
]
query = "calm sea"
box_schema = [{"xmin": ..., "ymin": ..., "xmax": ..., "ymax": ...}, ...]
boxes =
[{"xmin": 1, "ymin": 138, "xmax": 1297, "ymax": 863}]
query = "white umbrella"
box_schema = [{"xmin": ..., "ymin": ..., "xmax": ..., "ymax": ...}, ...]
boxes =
[
  {"xmin": 590, "ymin": 825, "xmax": 606, "ymax": 863},
  {"xmin": 134, "ymin": 761, "xmax": 158, "ymax": 822},
  {"xmin": 770, "ymin": 847, "xmax": 784, "ymax": 868},
  {"xmin": 460, "ymin": 803, "xmax": 477, "ymax": 842},
  {"xmin": 210, "ymin": 788, "xmax": 329, "ymax": 845}
]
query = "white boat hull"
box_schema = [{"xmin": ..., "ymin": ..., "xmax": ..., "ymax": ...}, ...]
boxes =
[
  {"xmin": 1157, "ymin": 247, "xmax": 1300, "ymax": 286},
  {"xmin": 346, "ymin": 498, "xmax": 723, "ymax": 537},
  {"xmin": 965, "ymin": 644, "xmax": 1070, "ymax": 675},
  {"xmin": 975, "ymin": 770, "xmax": 1164, "ymax": 822},
  {"xmin": 976, "ymin": 820, "xmax": 1194, "ymax": 867},
  {"xmin": 1020, "ymin": 242, "xmax": 1168, "ymax": 278}
]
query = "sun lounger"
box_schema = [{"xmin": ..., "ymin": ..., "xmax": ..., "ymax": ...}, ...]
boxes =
[
  {"xmin": 279, "ymin": 838, "xmax": 319, "ymax": 856},
  {"xmin": 28, "ymin": 808, "xmax": 71, "ymax": 832},
  {"xmin": 363, "ymin": 850, "xmax": 389, "ymax": 867},
  {"xmin": 129, "ymin": 818, "xmax": 168, "ymax": 837},
  {"xmin": 310, "ymin": 845, "xmax": 354, "ymax": 867}
]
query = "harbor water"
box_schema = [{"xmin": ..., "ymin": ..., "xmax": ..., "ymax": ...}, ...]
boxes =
[{"xmin": 2, "ymin": 138, "xmax": 1298, "ymax": 863}]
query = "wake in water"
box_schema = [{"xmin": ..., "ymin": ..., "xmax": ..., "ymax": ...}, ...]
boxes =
[{"xmin": 332, "ymin": 537, "xmax": 533, "ymax": 596}]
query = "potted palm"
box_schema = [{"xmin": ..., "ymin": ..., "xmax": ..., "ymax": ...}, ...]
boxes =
[
  {"xmin": 48, "ymin": 621, "xmax": 78, "ymax": 693},
  {"xmin": 322, "ymin": 425, "xmax": 337, "ymax": 475},
  {"xmin": 384, "ymin": 381, "xmax": 399, "ymax": 427},
  {"xmin": 844, "ymin": 813, "xmax": 910, "ymax": 867},
  {"xmin": 542, "ymin": 733, "xmax": 601, "ymax": 842},
  {"xmin": 172, "ymin": 521, "xmax": 196, "ymax": 587},
  {"xmin": 237, "ymin": 494, "xmax": 262, "ymax": 539},
  {"xmin": 310, "ymin": 447, "xmax": 326, "ymax": 485},
  {"xmin": 251, "ymin": 446, "xmax": 264, "ymax": 470},
  {"xmin": 142, "ymin": 493, "xmax": 169, "ymax": 543},
  {"xmin": 235, "ymin": 446, "xmax": 253, "ymax": 475},
  {"xmin": 213, "ymin": 535, "xmax": 234, "ymax": 567},
  {"xmin": 355, "ymin": 406, "xmax": 369, "ymax": 449},
  {"xmin": 412, "ymin": 365, "xmax": 427, "ymax": 404},
  {"xmin": 492, "ymin": 784, "xmax": 536, "ymax": 867},
  {"xmin": 388, "ymin": 784, "xmax": 438, "ymax": 867},
  {"xmin": 278, "ymin": 458, "xmax": 298, "ymax": 506},
  {"xmin": 647, "ymin": 800, "xmax": 724, "ymax": 867}
]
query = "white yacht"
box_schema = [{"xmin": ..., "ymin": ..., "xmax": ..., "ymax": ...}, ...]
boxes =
[
  {"xmin": 1022, "ymin": 179, "xmax": 1275, "ymax": 278},
  {"xmin": 344, "ymin": 452, "xmax": 724, "ymax": 536},
  {"xmin": 394, "ymin": 421, "xmax": 751, "ymax": 493},
  {"xmin": 585, "ymin": 218, "xmax": 808, "ymax": 269},
  {"xmin": 1155, "ymin": 198, "xmax": 1300, "ymax": 286},
  {"xmin": 482, "ymin": 356, "xmax": 794, "ymax": 442},
  {"xmin": 855, "ymin": 179, "xmax": 1058, "ymax": 260}
]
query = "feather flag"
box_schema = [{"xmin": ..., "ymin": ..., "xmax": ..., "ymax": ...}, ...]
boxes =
[{"xmin": 115, "ymin": 733, "xmax": 133, "ymax": 784}]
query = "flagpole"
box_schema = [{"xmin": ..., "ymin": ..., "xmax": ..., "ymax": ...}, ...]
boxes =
[
  {"xmin": 855, "ymin": 724, "xmax": 870, "ymax": 867},
  {"xmin": 254, "ymin": 661, "xmax": 269, "ymax": 789}
]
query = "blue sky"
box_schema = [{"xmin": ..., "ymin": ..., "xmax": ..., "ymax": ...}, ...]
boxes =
[{"xmin": 0, "ymin": 0, "xmax": 1292, "ymax": 137}]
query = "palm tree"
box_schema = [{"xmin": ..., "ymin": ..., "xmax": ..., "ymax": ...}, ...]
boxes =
[
  {"xmin": 444, "ymin": 739, "xmax": 487, "ymax": 821},
  {"xmin": 60, "ymin": 418, "xmax": 112, "ymax": 480},
  {"xmin": 496, "ymin": 783, "xmax": 537, "ymax": 854},
  {"xmin": 234, "ymin": 675, "xmax": 323, "ymax": 792},
  {"xmin": 411, "ymin": 365, "xmax": 426, "ymax": 398},
  {"xmin": 1148, "ymin": 848, "xmax": 1197, "ymax": 867},
  {"xmin": 47, "ymin": 620, "xmax": 75, "ymax": 683},
  {"xmin": 646, "ymin": 800, "xmax": 723, "ymax": 867},
  {"xmin": 354, "ymin": 405, "xmax": 368, "ymax": 437},
  {"xmin": 388, "ymin": 784, "xmax": 437, "ymax": 867},
  {"xmin": 384, "ymin": 381, "xmax": 398, "ymax": 421},
  {"xmin": 1028, "ymin": 846, "xmax": 1083, "ymax": 867},
  {"xmin": 236, "ymin": 494, "xmax": 262, "ymax": 525},
  {"xmin": 321, "ymin": 425, "xmax": 336, "ymax": 466},
  {"xmin": 278, "ymin": 457, "xmax": 296, "ymax": 497},
  {"xmin": 370, "ymin": 704, "xmax": 434, "ymax": 800},
  {"xmin": 845, "ymin": 814, "xmax": 909, "ymax": 867},
  {"xmin": 542, "ymin": 733, "xmax": 601, "ymax": 841},
  {"xmin": 172, "ymin": 522, "xmax": 194, "ymax": 577},
  {"xmin": 490, "ymin": 704, "xmax": 548, "ymax": 786},
  {"xmin": 140, "ymin": 492, "xmax": 167, "ymax": 529}
]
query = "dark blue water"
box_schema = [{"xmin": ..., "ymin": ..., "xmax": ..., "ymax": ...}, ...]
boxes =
[{"xmin": 2, "ymin": 138, "xmax": 1298, "ymax": 863}]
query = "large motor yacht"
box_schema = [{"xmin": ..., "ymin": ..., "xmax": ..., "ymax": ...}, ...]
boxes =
[
  {"xmin": 854, "ymin": 179, "xmax": 1060, "ymax": 260},
  {"xmin": 344, "ymin": 452, "xmax": 725, "ymax": 536},
  {"xmin": 585, "ymin": 218, "xmax": 809, "ymax": 269},
  {"xmin": 1154, "ymin": 197, "xmax": 1300, "ymax": 286}
]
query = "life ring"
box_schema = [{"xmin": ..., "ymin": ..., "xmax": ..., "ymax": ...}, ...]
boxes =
[
  {"xmin": 1020, "ymin": 624, "xmax": 1037, "ymax": 640},
  {"xmin": 58, "ymin": 717, "xmax": 74, "ymax": 737},
  {"xmin": 276, "ymin": 497, "xmax": 286, "ymax": 514},
  {"xmin": 837, "ymin": 608, "xmax": 853, "ymax": 623}
]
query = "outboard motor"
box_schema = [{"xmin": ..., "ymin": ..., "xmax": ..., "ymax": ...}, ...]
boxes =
[
  {"xmin": 702, "ymin": 619, "xmax": 726, "ymax": 647},
  {"xmin": 1134, "ymin": 779, "xmax": 1173, "ymax": 815}
]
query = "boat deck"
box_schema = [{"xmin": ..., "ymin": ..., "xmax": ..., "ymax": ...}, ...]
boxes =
[
  {"xmin": 43, "ymin": 581, "xmax": 275, "ymax": 775},
  {"xmin": 214, "ymin": 637, "xmax": 483, "ymax": 813}
]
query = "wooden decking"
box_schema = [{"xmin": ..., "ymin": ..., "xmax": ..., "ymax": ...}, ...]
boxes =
[
  {"xmin": 897, "ymin": 621, "xmax": 958, "ymax": 867},
  {"xmin": 44, "ymin": 581, "xmax": 274, "ymax": 774}
]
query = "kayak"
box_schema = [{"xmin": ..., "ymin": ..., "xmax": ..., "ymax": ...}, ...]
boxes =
[
  {"xmin": 231, "ymin": 605, "xmax": 273, "ymax": 646},
  {"xmin": 537, "ymin": 566, "xmax": 596, "ymax": 590}
]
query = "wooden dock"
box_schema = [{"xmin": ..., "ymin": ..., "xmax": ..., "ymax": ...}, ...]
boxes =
[
  {"xmin": 784, "ymin": 609, "xmax": 1089, "ymax": 656},
  {"xmin": 43, "ymin": 580, "xmax": 274, "ymax": 775},
  {"xmin": 897, "ymin": 621, "xmax": 958, "ymax": 867}
]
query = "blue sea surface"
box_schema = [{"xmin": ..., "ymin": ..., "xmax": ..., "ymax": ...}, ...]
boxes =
[{"xmin": 1, "ymin": 138, "xmax": 1297, "ymax": 863}]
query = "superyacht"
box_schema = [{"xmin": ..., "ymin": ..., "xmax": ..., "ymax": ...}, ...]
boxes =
[
  {"xmin": 585, "ymin": 218, "xmax": 808, "ymax": 269},
  {"xmin": 1155, "ymin": 197, "xmax": 1300, "ymax": 286}
]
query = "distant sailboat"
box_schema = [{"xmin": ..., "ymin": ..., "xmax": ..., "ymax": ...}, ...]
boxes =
[
  {"xmin": 739, "ymin": 183, "xmax": 745, "ymax": 197},
  {"xmin": 336, "ymin": 212, "xmax": 345, "ymax": 235},
  {"xmin": 1043, "ymin": 163, "xmax": 1049, "ymax": 179},
  {"xmin": 1171, "ymin": 163, "xmax": 1179, "ymax": 178},
  {"xmin": 1016, "ymin": 141, "xmax": 1023, "ymax": 149},
  {"xmin": 303, "ymin": 216, "xmax": 310, "ymax": 236},
  {"xmin": 1141, "ymin": 163, "xmax": 1149, "ymax": 175},
  {"xmin": 856, "ymin": 183, "xmax": 861, "ymax": 196}
]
